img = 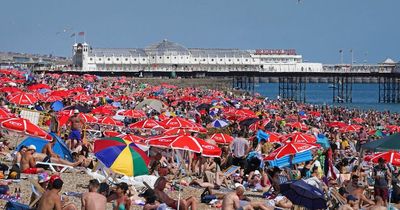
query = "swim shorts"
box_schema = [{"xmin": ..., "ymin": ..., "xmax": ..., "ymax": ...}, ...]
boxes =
[
  {"xmin": 22, "ymin": 168, "xmax": 39, "ymax": 174},
  {"xmin": 69, "ymin": 129, "xmax": 82, "ymax": 141}
]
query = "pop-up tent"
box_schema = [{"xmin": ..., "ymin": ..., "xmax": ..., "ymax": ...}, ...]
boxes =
[{"xmin": 16, "ymin": 133, "xmax": 73, "ymax": 162}]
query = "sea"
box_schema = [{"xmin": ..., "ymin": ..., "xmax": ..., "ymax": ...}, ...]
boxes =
[{"xmin": 255, "ymin": 83, "xmax": 400, "ymax": 113}]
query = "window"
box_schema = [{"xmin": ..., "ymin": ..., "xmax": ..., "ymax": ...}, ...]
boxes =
[
  {"xmin": 134, "ymin": 59, "xmax": 137, "ymax": 61},
  {"xmin": 159, "ymin": 56, "xmax": 162, "ymax": 59},
  {"xmin": 203, "ymin": 59, "xmax": 206, "ymax": 61},
  {"xmin": 167, "ymin": 57, "xmax": 170, "ymax": 59},
  {"xmin": 116, "ymin": 58, "xmax": 119, "ymax": 61},
  {"xmin": 211, "ymin": 59, "xmax": 214, "ymax": 61},
  {"xmin": 99, "ymin": 58, "xmax": 102, "ymax": 61},
  {"xmin": 194, "ymin": 59, "xmax": 197, "ymax": 61},
  {"xmin": 228, "ymin": 59, "xmax": 231, "ymax": 62},
  {"xmin": 142, "ymin": 58, "xmax": 145, "ymax": 61},
  {"xmin": 90, "ymin": 58, "xmax": 93, "ymax": 61},
  {"xmin": 245, "ymin": 59, "xmax": 248, "ymax": 62},
  {"xmin": 125, "ymin": 58, "xmax": 128, "ymax": 61},
  {"xmin": 107, "ymin": 58, "xmax": 110, "ymax": 61},
  {"xmin": 152, "ymin": 56, "xmax": 155, "ymax": 59},
  {"xmin": 237, "ymin": 59, "xmax": 239, "ymax": 62},
  {"xmin": 174, "ymin": 57, "xmax": 176, "ymax": 59},
  {"xmin": 220, "ymin": 59, "xmax": 223, "ymax": 61}
]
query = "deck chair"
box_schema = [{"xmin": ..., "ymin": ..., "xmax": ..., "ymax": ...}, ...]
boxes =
[
  {"xmin": 35, "ymin": 162, "xmax": 73, "ymax": 173},
  {"xmin": 329, "ymin": 187, "xmax": 347, "ymax": 208},
  {"xmin": 28, "ymin": 176, "xmax": 45, "ymax": 208}
]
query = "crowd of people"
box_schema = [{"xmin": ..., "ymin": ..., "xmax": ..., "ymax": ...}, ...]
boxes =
[{"xmin": 0, "ymin": 70, "xmax": 398, "ymax": 210}]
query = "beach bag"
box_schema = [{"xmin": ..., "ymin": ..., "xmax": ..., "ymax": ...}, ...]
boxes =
[
  {"xmin": 7, "ymin": 164, "xmax": 20, "ymax": 180},
  {"xmin": 5, "ymin": 201, "xmax": 32, "ymax": 210},
  {"xmin": 200, "ymin": 189, "xmax": 216, "ymax": 203}
]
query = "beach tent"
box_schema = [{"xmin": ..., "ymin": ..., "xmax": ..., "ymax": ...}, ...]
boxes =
[
  {"xmin": 362, "ymin": 133, "xmax": 400, "ymax": 152},
  {"xmin": 267, "ymin": 150, "xmax": 313, "ymax": 168},
  {"xmin": 16, "ymin": 133, "xmax": 73, "ymax": 162}
]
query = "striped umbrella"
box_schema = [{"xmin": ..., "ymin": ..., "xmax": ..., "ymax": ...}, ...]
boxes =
[
  {"xmin": 209, "ymin": 119, "xmax": 229, "ymax": 128},
  {"xmin": 94, "ymin": 137, "xmax": 149, "ymax": 177}
]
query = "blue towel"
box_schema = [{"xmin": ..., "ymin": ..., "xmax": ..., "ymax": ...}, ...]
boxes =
[{"xmin": 256, "ymin": 130, "xmax": 269, "ymax": 142}]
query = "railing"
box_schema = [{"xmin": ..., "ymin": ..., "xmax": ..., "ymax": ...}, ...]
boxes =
[{"xmin": 37, "ymin": 64, "xmax": 397, "ymax": 74}]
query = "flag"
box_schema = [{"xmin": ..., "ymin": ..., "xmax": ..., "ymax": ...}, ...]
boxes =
[
  {"xmin": 70, "ymin": 33, "xmax": 75, "ymax": 37},
  {"xmin": 78, "ymin": 32, "xmax": 85, "ymax": 36},
  {"xmin": 339, "ymin": 49, "xmax": 343, "ymax": 53}
]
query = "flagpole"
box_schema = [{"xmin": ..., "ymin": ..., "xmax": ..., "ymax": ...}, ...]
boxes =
[{"xmin": 74, "ymin": 33, "xmax": 77, "ymax": 44}]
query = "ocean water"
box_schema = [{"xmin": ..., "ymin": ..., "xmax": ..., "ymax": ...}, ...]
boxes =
[{"xmin": 255, "ymin": 83, "xmax": 400, "ymax": 113}]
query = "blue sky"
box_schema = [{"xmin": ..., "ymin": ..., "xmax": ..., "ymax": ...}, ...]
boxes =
[{"xmin": 1, "ymin": 0, "xmax": 399, "ymax": 63}]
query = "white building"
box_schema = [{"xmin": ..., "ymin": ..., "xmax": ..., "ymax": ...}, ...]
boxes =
[{"xmin": 72, "ymin": 39, "xmax": 323, "ymax": 73}]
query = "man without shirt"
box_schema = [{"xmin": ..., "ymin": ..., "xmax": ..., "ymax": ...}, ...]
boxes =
[
  {"xmin": 81, "ymin": 179, "xmax": 107, "ymax": 210},
  {"xmin": 37, "ymin": 179, "xmax": 64, "ymax": 210},
  {"xmin": 66, "ymin": 109, "xmax": 85, "ymax": 150},
  {"xmin": 222, "ymin": 185, "xmax": 271, "ymax": 210}
]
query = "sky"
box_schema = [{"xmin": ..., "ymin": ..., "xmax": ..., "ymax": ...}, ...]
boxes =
[{"xmin": 0, "ymin": 0, "xmax": 399, "ymax": 64}]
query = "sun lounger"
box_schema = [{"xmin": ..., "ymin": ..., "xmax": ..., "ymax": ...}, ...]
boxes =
[{"xmin": 35, "ymin": 162, "xmax": 73, "ymax": 173}]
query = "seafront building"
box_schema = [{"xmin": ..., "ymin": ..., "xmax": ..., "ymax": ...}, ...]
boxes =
[{"xmin": 72, "ymin": 39, "xmax": 324, "ymax": 73}]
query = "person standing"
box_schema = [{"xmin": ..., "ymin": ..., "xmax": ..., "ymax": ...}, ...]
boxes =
[
  {"xmin": 231, "ymin": 130, "xmax": 250, "ymax": 176},
  {"xmin": 66, "ymin": 109, "xmax": 85, "ymax": 150},
  {"xmin": 81, "ymin": 179, "xmax": 107, "ymax": 210},
  {"xmin": 373, "ymin": 158, "xmax": 391, "ymax": 206}
]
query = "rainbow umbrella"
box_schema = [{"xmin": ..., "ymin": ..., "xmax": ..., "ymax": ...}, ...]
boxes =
[{"xmin": 94, "ymin": 137, "xmax": 149, "ymax": 177}]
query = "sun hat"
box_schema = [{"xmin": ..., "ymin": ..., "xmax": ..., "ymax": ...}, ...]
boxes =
[{"xmin": 28, "ymin": 145, "xmax": 36, "ymax": 151}]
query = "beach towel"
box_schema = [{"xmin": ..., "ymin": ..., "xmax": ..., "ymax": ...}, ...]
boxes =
[{"xmin": 5, "ymin": 201, "xmax": 31, "ymax": 210}]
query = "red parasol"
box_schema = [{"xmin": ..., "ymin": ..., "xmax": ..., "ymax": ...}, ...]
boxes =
[
  {"xmin": 91, "ymin": 106, "xmax": 115, "ymax": 115},
  {"xmin": 327, "ymin": 121, "xmax": 347, "ymax": 128},
  {"xmin": 286, "ymin": 122, "xmax": 308, "ymax": 131},
  {"xmin": 0, "ymin": 87, "xmax": 22, "ymax": 93},
  {"xmin": 0, "ymin": 108, "xmax": 13, "ymax": 118},
  {"xmin": 197, "ymin": 138, "xmax": 222, "ymax": 157},
  {"xmin": 367, "ymin": 151, "xmax": 400, "ymax": 166},
  {"xmin": 264, "ymin": 142, "xmax": 318, "ymax": 161},
  {"xmin": 73, "ymin": 95, "xmax": 92, "ymax": 102},
  {"xmin": 162, "ymin": 117, "xmax": 197, "ymax": 128},
  {"xmin": 99, "ymin": 117, "xmax": 123, "ymax": 126},
  {"xmin": 0, "ymin": 118, "xmax": 52, "ymax": 140},
  {"xmin": 283, "ymin": 132, "xmax": 316, "ymax": 143},
  {"xmin": 339, "ymin": 125, "xmax": 362, "ymax": 133},
  {"xmin": 210, "ymin": 133, "xmax": 234, "ymax": 144},
  {"xmin": 49, "ymin": 90, "xmax": 71, "ymax": 98},
  {"xmin": 352, "ymin": 118, "xmax": 364, "ymax": 124},
  {"xmin": 129, "ymin": 119, "xmax": 166, "ymax": 129},
  {"xmin": 117, "ymin": 134, "xmax": 146, "ymax": 145},
  {"xmin": 43, "ymin": 95, "xmax": 63, "ymax": 103},
  {"xmin": 146, "ymin": 135, "xmax": 178, "ymax": 148},
  {"xmin": 265, "ymin": 131, "xmax": 282, "ymax": 143},
  {"xmin": 103, "ymin": 130, "xmax": 120, "ymax": 137},
  {"xmin": 27, "ymin": 84, "xmax": 51, "ymax": 91},
  {"xmin": 164, "ymin": 128, "xmax": 194, "ymax": 136},
  {"xmin": 118, "ymin": 110, "xmax": 146, "ymax": 118},
  {"xmin": 7, "ymin": 93, "xmax": 38, "ymax": 105}
]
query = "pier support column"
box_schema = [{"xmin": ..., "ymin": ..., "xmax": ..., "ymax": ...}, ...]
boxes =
[
  {"xmin": 379, "ymin": 76, "xmax": 400, "ymax": 103},
  {"xmin": 278, "ymin": 76, "xmax": 306, "ymax": 102},
  {"xmin": 332, "ymin": 75, "xmax": 353, "ymax": 103}
]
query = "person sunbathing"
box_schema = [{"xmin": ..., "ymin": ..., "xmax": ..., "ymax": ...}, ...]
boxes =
[
  {"xmin": 154, "ymin": 177, "xmax": 198, "ymax": 210},
  {"xmin": 33, "ymin": 152, "xmax": 82, "ymax": 168},
  {"xmin": 71, "ymin": 152, "xmax": 95, "ymax": 169},
  {"xmin": 222, "ymin": 184, "xmax": 272, "ymax": 210},
  {"xmin": 21, "ymin": 145, "xmax": 45, "ymax": 174}
]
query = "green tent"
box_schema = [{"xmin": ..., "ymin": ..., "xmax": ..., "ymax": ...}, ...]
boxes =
[{"xmin": 362, "ymin": 133, "xmax": 400, "ymax": 152}]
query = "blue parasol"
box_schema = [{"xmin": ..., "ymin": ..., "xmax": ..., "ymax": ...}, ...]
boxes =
[{"xmin": 280, "ymin": 180, "xmax": 326, "ymax": 210}]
